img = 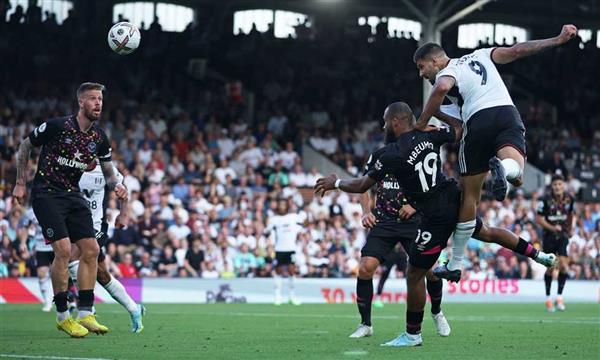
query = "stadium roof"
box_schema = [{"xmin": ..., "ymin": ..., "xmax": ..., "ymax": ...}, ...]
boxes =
[{"xmin": 145, "ymin": 0, "xmax": 600, "ymax": 28}]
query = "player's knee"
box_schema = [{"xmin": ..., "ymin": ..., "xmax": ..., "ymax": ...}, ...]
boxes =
[
  {"xmin": 52, "ymin": 239, "xmax": 71, "ymax": 260},
  {"xmin": 358, "ymin": 257, "xmax": 379, "ymax": 279},
  {"xmin": 79, "ymin": 240, "xmax": 100, "ymax": 261}
]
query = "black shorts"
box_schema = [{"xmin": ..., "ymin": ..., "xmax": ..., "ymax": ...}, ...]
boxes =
[
  {"xmin": 35, "ymin": 251, "xmax": 54, "ymax": 267},
  {"xmin": 408, "ymin": 180, "xmax": 461, "ymax": 269},
  {"xmin": 275, "ymin": 251, "xmax": 296, "ymax": 266},
  {"xmin": 542, "ymin": 234, "xmax": 568, "ymax": 257},
  {"xmin": 31, "ymin": 192, "xmax": 95, "ymax": 243},
  {"xmin": 459, "ymin": 105, "xmax": 526, "ymax": 176},
  {"xmin": 361, "ymin": 222, "xmax": 418, "ymax": 264}
]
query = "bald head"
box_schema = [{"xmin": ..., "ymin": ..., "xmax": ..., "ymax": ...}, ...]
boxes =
[{"xmin": 383, "ymin": 102, "xmax": 415, "ymax": 142}]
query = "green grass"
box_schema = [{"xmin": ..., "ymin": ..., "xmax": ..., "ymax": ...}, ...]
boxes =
[{"xmin": 1, "ymin": 303, "xmax": 599, "ymax": 360}]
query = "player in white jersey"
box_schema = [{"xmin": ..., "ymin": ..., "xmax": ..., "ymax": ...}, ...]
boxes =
[
  {"xmin": 412, "ymin": 24, "xmax": 577, "ymax": 281},
  {"xmin": 24, "ymin": 208, "xmax": 54, "ymax": 311},
  {"xmin": 264, "ymin": 198, "xmax": 304, "ymax": 305},
  {"xmin": 70, "ymin": 161, "xmax": 145, "ymax": 333}
]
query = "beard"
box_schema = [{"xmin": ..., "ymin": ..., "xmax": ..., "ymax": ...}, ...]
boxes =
[
  {"xmin": 384, "ymin": 128, "xmax": 397, "ymax": 144},
  {"xmin": 84, "ymin": 107, "xmax": 101, "ymax": 121}
]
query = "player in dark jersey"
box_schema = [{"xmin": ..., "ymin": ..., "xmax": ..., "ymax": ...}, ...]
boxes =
[
  {"xmin": 315, "ymin": 102, "xmax": 557, "ymax": 347},
  {"xmin": 536, "ymin": 174, "xmax": 575, "ymax": 312},
  {"xmin": 12, "ymin": 82, "xmax": 128, "ymax": 338},
  {"xmin": 349, "ymin": 133, "xmax": 450, "ymax": 339}
]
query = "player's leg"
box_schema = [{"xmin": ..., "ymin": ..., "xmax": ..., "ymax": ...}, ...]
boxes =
[
  {"xmin": 555, "ymin": 241, "xmax": 569, "ymax": 311},
  {"xmin": 97, "ymin": 254, "xmax": 145, "ymax": 332},
  {"xmin": 381, "ymin": 264, "xmax": 428, "ymax": 347},
  {"xmin": 425, "ymin": 271, "xmax": 450, "ymax": 336},
  {"xmin": 36, "ymin": 251, "xmax": 54, "ymax": 312},
  {"xmin": 473, "ymin": 218, "xmax": 556, "ymax": 267},
  {"xmin": 287, "ymin": 262, "xmax": 300, "ymax": 305},
  {"xmin": 349, "ymin": 256, "xmax": 379, "ymax": 338},
  {"xmin": 492, "ymin": 106, "xmax": 528, "ymax": 194},
  {"xmin": 274, "ymin": 261, "xmax": 284, "ymax": 305},
  {"xmin": 374, "ymin": 256, "xmax": 394, "ymax": 308}
]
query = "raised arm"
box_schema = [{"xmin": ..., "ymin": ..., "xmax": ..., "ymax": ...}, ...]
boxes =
[
  {"xmin": 12, "ymin": 138, "xmax": 34, "ymax": 204},
  {"xmin": 416, "ymin": 76, "xmax": 455, "ymax": 131},
  {"xmin": 314, "ymin": 174, "xmax": 377, "ymax": 197},
  {"xmin": 491, "ymin": 24, "xmax": 577, "ymax": 64}
]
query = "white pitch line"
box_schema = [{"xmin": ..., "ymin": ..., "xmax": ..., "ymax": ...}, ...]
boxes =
[
  {"xmin": 99, "ymin": 309, "xmax": 600, "ymax": 325},
  {"xmin": 343, "ymin": 350, "xmax": 368, "ymax": 356},
  {"xmin": 0, "ymin": 355, "xmax": 113, "ymax": 360}
]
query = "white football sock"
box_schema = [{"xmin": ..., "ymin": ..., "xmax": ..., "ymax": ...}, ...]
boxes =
[
  {"xmin": 56, "ymin": 310, "xmax": 70, "ymax": 322},
  {"xmin": 39, "ymin": 273, "xmax": 53, "ymax": 306},
  {"xmin": 274, "ymin": 276, "xmax": 282, "ymax": 302},
  {"xmin": 500, "ymin": 158, "xmax": 521, "ymax": 181},
  {"xmin": 447, "ymin": 220, "xmax": 476, "ymax": 271},
  {"xmin": 288, "ymin": 276, "xmax": 296, "ymax": 300},
  {"xmin": 103, "ymin": 275, "xmax": 138, "ymax": 314},
  {"xmin": 77, "ymin": 310, "xmax": 93, "ymax": 319},
  {"xmin": 68, "ymin": 260, "xmax": 79, "ymax": 284}
]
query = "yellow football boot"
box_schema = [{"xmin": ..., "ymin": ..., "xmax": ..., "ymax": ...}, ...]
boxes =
[
  {"xmin": 77, "ymin": 314, "xmax": 109, "ymax": 335},
  {"xmin": 56, "ymin": 318, "xmax": 89, "ymax": 338}
]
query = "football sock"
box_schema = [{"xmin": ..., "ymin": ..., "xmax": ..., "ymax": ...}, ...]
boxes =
[
  {"xmin": 448, "ymin": 220, "xmax": 476, "ymax": 271},
  {"xmin": 104, "ymin": 275, "xmax": 138, "ymax": 313},
  {"xmin": 514, "ymin": 238, "xmax": 539, "ymax": 259},
  {"xmin": 356, "ymin": 278, "xmax": 373, "ymax": 326},
  {"xmin": 68, "ymin": 260, "xmax": 79, "ymax": 284},
  {"xmin": 77, "ymin": 289, "xmax": 94, "ymax": 317},
  {"xmin": 544, "ymin": 273, "xmax": 552, "ymax": 296},
  {"xmin": 557, "ymin": 272, "xmax": 567, "ymax": 295},
  {"xmin": 406, "ymin": 310, "xmax": 424, "ymax": 335},
  {"xmin": 39, "ymin": 273, "xmax": 52, "ymax": 306},
  {"xmin": 54, "ymin": 291, "xmax": 70, "ymax": 321},
  {"xmin": 288, "ymin": 276, "xmax": 296, "ymax": 300},
  {"xmin": 501, "ymin": 158, "xmax": 521, "ymax": 180},
  {"xmin": 274, "ymin": 276, "xmax": 282, "ymax": 302},
  {"xmin": 377, "ymin": 265, "xmax": 392, "ymax": 296},
  {"xmin": 427, "ymin": 279, "xmax": 443, "ymax": 315}
]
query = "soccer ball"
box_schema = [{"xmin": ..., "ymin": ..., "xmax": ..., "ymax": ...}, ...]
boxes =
[{"xmin": 107, "ymin": 22, "xmax": 141, "ymax": 55}]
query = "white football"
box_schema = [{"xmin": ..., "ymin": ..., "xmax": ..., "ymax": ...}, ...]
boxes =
[{"xmin": 107, "ymin": 22, "xmax": 141, "ymax": 55}]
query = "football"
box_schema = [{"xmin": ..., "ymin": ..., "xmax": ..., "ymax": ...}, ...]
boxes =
[{"xmin": 107, "ymin": 22, "xmax": 141, "ymax": 55}]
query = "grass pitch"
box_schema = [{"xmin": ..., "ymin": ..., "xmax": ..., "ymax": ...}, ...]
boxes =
[{"xmin": 1, "ymin": 303, "xmax": 598, "ymax": 359}]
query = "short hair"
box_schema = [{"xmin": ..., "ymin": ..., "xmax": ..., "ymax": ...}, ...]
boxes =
[
  {"xmin": 551, "ymin": 174, "xmax": 565, "ymax": 183},
  {"xmin": 385, "ymin": 102, "xmax": 415, "ymax": 126},
  {"xmin": 413, "ymin": 43, "xmax": 446, "ymax": 63},
  {"xmin": 77, "ymin": 82, "xmax": 105, "ymax": 99}
]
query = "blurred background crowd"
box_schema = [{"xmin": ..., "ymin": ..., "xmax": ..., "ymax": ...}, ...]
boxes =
[{"xmin": 1, "ymin": 0, "xmax": 599, "ymax": 281}]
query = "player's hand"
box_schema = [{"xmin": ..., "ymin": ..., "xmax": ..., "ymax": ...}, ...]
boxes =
[
  {"xmin": 314, "ymin": 174, "xmax": 338, "ymax": 197},
  {"xmin": 554, "ymin": 224, "xmax": 562, "ymax": 233},
  {"xmin": 361, "ymin": 212, "xmax": 377, "ymax": 229},
  {"xmin": 399, "ymin": 204, "xmax": 416, "ymax": 220},
  {"xmin": 12, "ymin": 183, "xmax": 26, "ymax": 205},
  {"xmin": 115, "ymin": 183, "xmax": 128, "ymax": 200},
  {"xmin": 421, "ymin": 125, "xmax": 442, "ymax": 132},
  {"xmin": 115, "ymin": 212, "xmax": 129, "ymax": 228},
  {"xmin": 557, "ymin": 24, "xmax": 577, "ymax": 44}
]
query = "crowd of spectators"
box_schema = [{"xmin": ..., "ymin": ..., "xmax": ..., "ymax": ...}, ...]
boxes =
[{"xmin": 1, "ymin": 7, "xmax": 599, "ymax": 281}]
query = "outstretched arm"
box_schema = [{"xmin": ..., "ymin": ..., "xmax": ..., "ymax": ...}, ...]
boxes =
[
  {"xmin": 12, "ymin": 138, "xmax": 33, "ymax": 204},
  {"xmin": 491, "ymin": 24, "xmax": 577, "ymax": 64},
  {"xmin": 416, "ymin": 76, "xmax": 455, "ymax": 131},
  {"xmin": 314, "ymin": 174, "xmax": 377, "ymax": 197}
]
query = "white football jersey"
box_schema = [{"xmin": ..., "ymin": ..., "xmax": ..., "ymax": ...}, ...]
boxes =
[
  {"xmin": 436, "ymin": 47, "xmax": 514, "ymax": 122},
  {"xmin": 78, "ymin": 163, "xmax": 123, "ymax": 233},
  {"xmin": 26, "ymin": 208, "xmax": 52, "ymax": 252},
  {"xmin": 265, "ymin": 213, "xmax": 304, "ymax": 252}
]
